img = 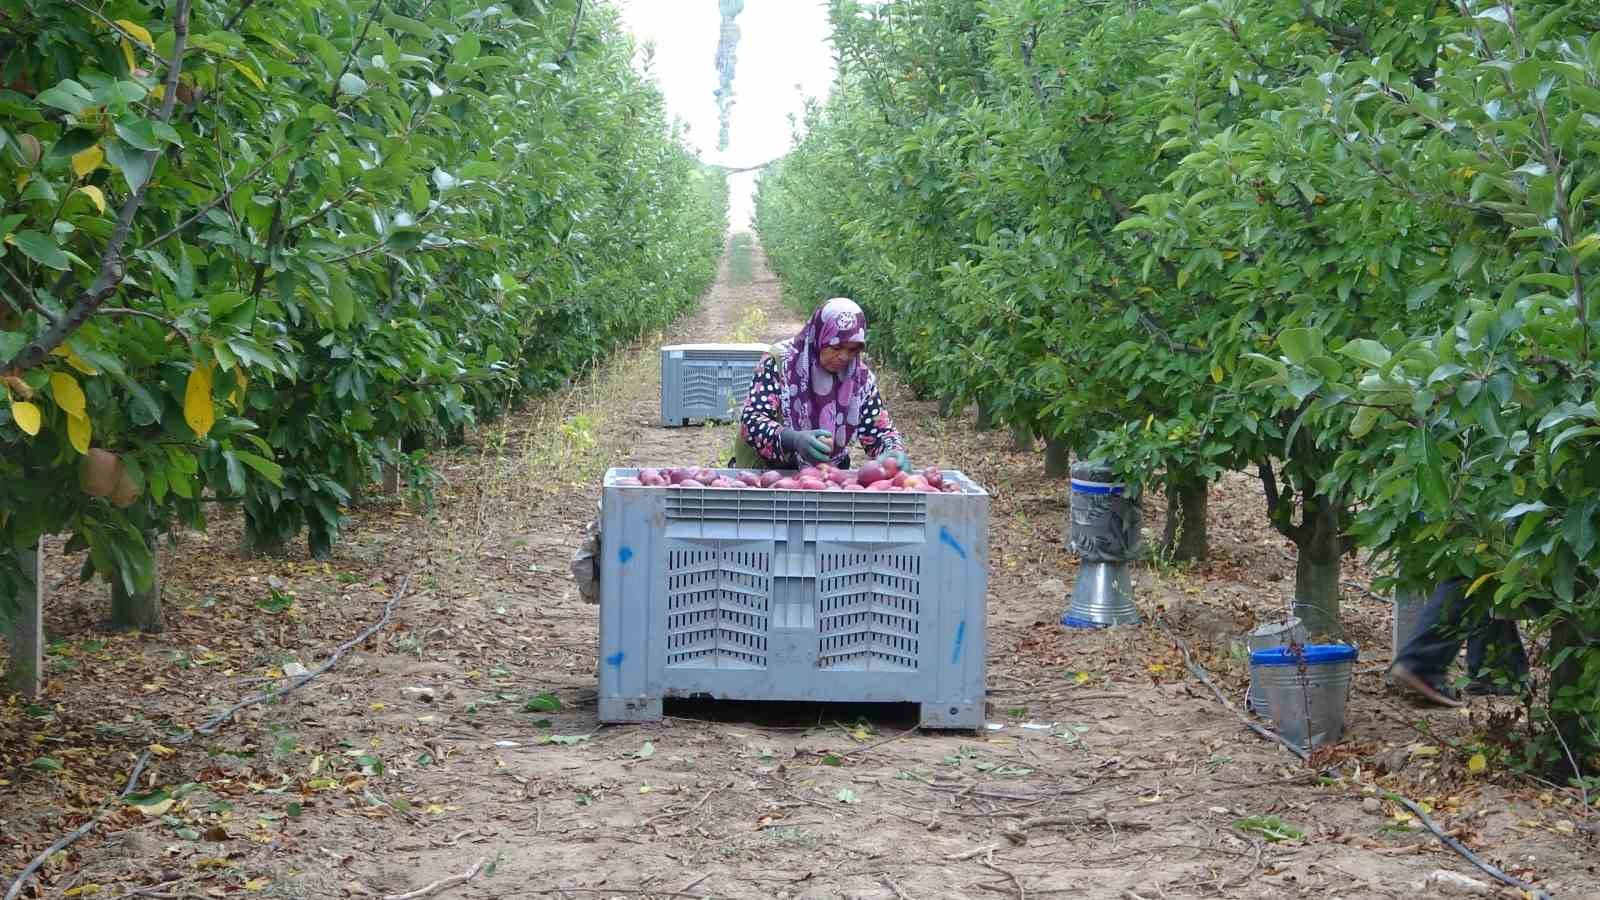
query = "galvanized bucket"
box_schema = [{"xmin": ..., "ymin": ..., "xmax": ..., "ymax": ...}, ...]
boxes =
[
  {"xmin": 1249, "ymin": 643, "xmax": 1358, "ymax": 751},
  {"xmin": 1063, "ymin": 562, "xmax": 1139, "ymax": 628},
  {"xmin": 1062, "ymin": 462, "xmax": 1141, "ymax": 628},
  {"xmin": 1246, "ymin": 618, "xmax": 1306, "ymax": 714}
]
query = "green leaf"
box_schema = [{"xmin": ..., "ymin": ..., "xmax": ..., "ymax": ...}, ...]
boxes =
[
  {"xmin": 451, "ymin": 33, "xmax": 481, "ymax": 65},
  {"xmin": 10, "ymin": 230, "xmax": 70, "ymax": 270},
  {"xmin": 1416, "ymin": 431, "xmax": 1450, "ymax": 513},
  {"xmin": 1349, "ymin": 405, "xmax": 1379, "ymax": 438},
  {"xmin": 233, "ymin": 450, "xmax": 284, "ymax": 486},
  {"xmin": 1562, "ymin": 501, "xmax": 1596, "ymax": 559},
  {"xmin": 523, "ymin": 692, "xmax": 562, "ymax": 712},
  {"xmin": 29, "ymin": 756, "xmax": 64, "ymax": 771},
  {"xmin": 1338, "ymin": 339, "xmax": 1391, "ymax": 369},
  {"xmin": 1233, "ymin": 815, "xmax": 1304, "ymax": 843},
  {"xmin": 36, "ymin": 80, "xmax": 97, "ymax": 115},
  {"xmin": 104, "ymin": 139, "xmax": 152, "ymax": 193},
  {"xmin": 1277, "ymin": 328, "xmax": 1318, "ymax": 365},
  {"xmin": 386, "ymin": 229, "xmax": 424, "ymax": 251}
]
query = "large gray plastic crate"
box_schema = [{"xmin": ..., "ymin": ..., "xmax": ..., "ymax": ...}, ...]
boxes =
[
  {"xmin": 659, "ymin": 343, "xmax": 770, "ymax": 427},
  {"xmin": 597, "ymin": 468, "xmax": 990, "ymax": 729}
]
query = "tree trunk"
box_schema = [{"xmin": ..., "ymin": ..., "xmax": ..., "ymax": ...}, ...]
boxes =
[
  {"xmin": 1547, "ymin": 615, "xmax": 1596, "ymax": 762},
  {"xmin": 110, "ymin": 530, "xmax": 164, "ymax": 632},
  {"xmin": 1011, "ymin": 422, "xmax": 1034, "ymax": 451},
  {"xmin": 1162, "ymin": 477, "xmax": 1209, "ymax": 562},
  {"xmin": 5, "ymin": 541, "xmax": 45, "ymax": 698},
  {"xmin": 1292, "ymin": 496, "xmax": 1344, "ymax": 639},
  {"xmin": 1044, "ymin": 435, "xmax": 1071, "ymax": 478},
  {"xmin": 974, "ymin": 400, "xmax": 995, "ymax": 432},
  {"xmin": 937, "ymin": 394, "xmax": 959, "ymax": 419}
]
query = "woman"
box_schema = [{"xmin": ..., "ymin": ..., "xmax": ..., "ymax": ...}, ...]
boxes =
[{"xmin": 732, "ymin": 297, "xmax": 910, "ymax": 471}]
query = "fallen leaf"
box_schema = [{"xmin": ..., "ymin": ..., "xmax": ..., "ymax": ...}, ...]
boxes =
[
  {"xmin": 637, "ymin": 741, "xmax": 655, "ymax": 759},
  {"xmin": 835, "ymin": 788, "xmax": 859, "ymax": 804}
]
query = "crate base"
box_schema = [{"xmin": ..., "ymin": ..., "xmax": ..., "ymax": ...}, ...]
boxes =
[
  {"xmin": 599, "ymin": 695, "xmax": 664, "ymax": 723},
  {"xmin": 598, "ymin": 696, "xmax": 982, "ymax": 731},
  {"xmin": 661, "ymin": 415, "xmax": 737, "ymax": 428}
]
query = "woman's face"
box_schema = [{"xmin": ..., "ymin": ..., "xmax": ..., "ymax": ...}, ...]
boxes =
[{"xmin": 819, "ymin": 341, "xmax": 863, "ymax": 374}]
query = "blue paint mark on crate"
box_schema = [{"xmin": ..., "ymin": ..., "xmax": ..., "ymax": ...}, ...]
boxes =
[
  {"xmin": 939, "ymin": 526, "xmax": 967, "ymax": 560},
  {"xmin": 618, "ymin": 546, "xmax": 634, "ymax": 564},
  {"xmin": 952, "ymin": 619, "xmax": 967, "ymax": 664},
  {"xmin": 605, "ymin": 651, "xmax": 625, "ymax": 668}
]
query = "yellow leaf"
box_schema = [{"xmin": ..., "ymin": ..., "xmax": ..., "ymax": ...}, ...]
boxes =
[
  {"xmin": 184, "ymin": 364, "xmax": 215, "ymax": 438},
  {"xmin": 229, "ymin": 60, "xmax": 268, "ymax": 91},
  {"xmin": 194, "ymin": 857, "xmax": 230, "ymax": 870},
  {"xmin": 133, "ymin": 797, "xmax": 175, "ymax": 817},
  {"xmin": 148, "ymin": 743, "xmax": 175, "ymax": 756},
  {"xmin": 1073, "ymin": 671, "xmax": 1091, "ymax": 685},
  {"xmin": 243, "ymin": 878, "xmax": 271, "ymax": 891},
  {"xmin": 122, "ymin": 39, "xmax": 137, "ymax": 73},
  {"xmin": 50, "ymin": 371, "xmax": 86, "ymax": 418},
  {"xmin": 75, "ymin": 185, "xmax": 107, "ymax": 214},
  {"xmin": 230, "ymin": 369, "xmax": 248, "ymax": 410},
  {"xmin": 71, "ymin": 144, "xmax": 104, "ymax": 178},
  {"xmin": 1467, "ymin": 753, "xmax": 1487, "ymax": 774},
  {"xmin": 67, "ymin": 414, "xmax": 91, "ymax": 455},
  {"xmin": 53, "ymin": 345, "xmax": 99, "ymax": 375},
  {"xmin": 63, "ymin": 885, "xmax": 102, "ymax": 897},
  {"xmin": 10, "ymin": 400, "xmax": 41, "ymax": 436},
  {"xmin": 639, "ymin": 785, "xmax": 652, "ymax": 794},
  {"xmin": 1210, "ymin": 364, "xmax": 1224, "ymax": 383},
  {"xmin": 369, "ymin": 702, "xmax": 385, "ymax": 711},
  {"xmin": 1465, "ymin": 572, "xmax": 1499, "ymax": 597},
  {"xmin": 114, "ymin": 19, "xmax": 153, "ymax": 46}
]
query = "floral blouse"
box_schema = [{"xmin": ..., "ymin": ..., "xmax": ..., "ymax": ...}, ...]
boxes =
[{"xmin": 739, "ymin": 352, "xmax": 904, "ymax": 467}]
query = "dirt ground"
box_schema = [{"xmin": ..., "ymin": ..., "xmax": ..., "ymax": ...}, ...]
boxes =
[{"xmin": 4, "ymin": 238, "xmax": 1598, "ymax": 900}]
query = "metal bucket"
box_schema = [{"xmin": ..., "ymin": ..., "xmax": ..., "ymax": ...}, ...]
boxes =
[
  {"xmin": 1249, "ymin": 643, "xmax": 1358, "ymax": 751},
  {"xmin": 1063, "ymin": 562, "xmax": 1138, "ymax": 628},
  {"xmin": 1246, "ymin": 618, "xmax": 1306, "ymax": 714},
  {"xmin": 1062, "ymin": 462, "xmax": 1141, "ymax": 628}
]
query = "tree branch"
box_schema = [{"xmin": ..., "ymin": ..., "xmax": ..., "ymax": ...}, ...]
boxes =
[
  {"xmin": 222, "ymin": 0, "xmax": 260, "ymax": 32},
  {"xmin": 2, "ymin": 0, "xmax": 191, "ymax": 374},
  {"xmin": 1300, "ymin": 0, "xmax": 1372, "ymax": 54},
  {"xmin": 1019, "ymin": 22, "xmax": 1048, "ymax": 108},
  {"xmin": 563, "ymin": 0, "xmax": 587, "ymax": 59},
  {"xmin": 331, "ymin": 0, "xmax": 385, "ymax": 105}
]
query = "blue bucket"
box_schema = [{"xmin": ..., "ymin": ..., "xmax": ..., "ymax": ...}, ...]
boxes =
[{"xmin": 1249, "ymin": 643, "xmax": 1358, "ymax": 750}]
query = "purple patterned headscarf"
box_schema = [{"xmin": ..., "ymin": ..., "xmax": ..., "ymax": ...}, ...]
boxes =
[{"xmin": 781, "ymin": 297, "xmax": 874, "ymax": 459}]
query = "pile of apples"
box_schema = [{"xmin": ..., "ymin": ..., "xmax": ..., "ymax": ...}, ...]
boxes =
[{"xmin": 615, "ymin": 458, "xmax": 962, "ymax": 494}]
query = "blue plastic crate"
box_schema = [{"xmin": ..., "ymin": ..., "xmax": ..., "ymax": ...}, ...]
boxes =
[
  {"xmin": 597, "ymin": 468, "xmax": 990, "ymax": 729},
  {"xmin": 659, "ymin": 343, "xmax": 770, "ymax": 427}
]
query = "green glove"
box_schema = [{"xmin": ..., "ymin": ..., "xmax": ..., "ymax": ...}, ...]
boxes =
[
  {"xmin": 878, "ymin": 449, "xmax": 911, "ymax": 471},
  {"xmin": 780, "ymin": 429, "xmax": 834, "ymax": 463}
]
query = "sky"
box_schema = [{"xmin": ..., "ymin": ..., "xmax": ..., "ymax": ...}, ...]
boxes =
[{"xmin": 616, "ymin": 1, "xmax": 836, "ymax": 229}]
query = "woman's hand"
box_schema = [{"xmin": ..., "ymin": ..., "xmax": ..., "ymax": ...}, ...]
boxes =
[{"xmin": 780, "ymin": 429, "xmax": 835, "ymax": 463}]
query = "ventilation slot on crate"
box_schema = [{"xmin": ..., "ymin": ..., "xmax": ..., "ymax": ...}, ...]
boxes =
[
  {"xmin": 665, "ymin": 544, "xmax": 771, "ymax": 669},
  {"xmin": 816, "ymin": 551, "xmax": 921, "ymax": 671},
  {"xmin": 681, "ymin": 364, "xmax": 723, "ymax": 409}
]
